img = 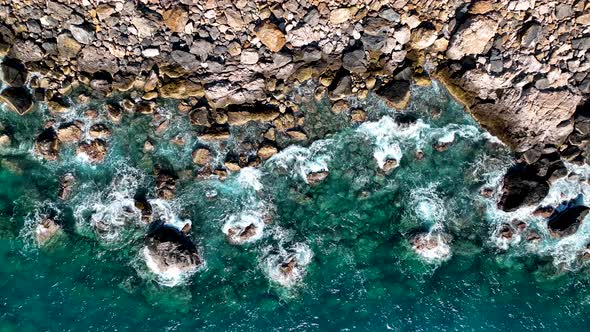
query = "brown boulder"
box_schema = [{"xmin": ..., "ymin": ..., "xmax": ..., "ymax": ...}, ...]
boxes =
[{"xmin": 256, "ymin": 22, "xmax": 286, "ymax": 52}]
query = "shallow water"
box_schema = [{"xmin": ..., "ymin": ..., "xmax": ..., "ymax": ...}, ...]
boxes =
[{"xmin": 1, "ymin": 82, "xmax": 590, "ymax": 331}]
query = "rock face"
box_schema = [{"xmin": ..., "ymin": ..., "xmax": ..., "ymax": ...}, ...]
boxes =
[
  {"xmin": 143, "ymin": 222, "xmax": 202, "ymax": 286},
  {"xmin": 470, "ymin": 88, "xmax": 582, "ymax": 152},
  {"xmin": 447, "ymin": 16, "xmax": 499, "ymax": 60}
]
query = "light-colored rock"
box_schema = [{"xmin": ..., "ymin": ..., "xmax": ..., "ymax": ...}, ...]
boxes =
[
  {"xmin": 256, "ymin": 22, "xmax": 286, "ymax": 52},
  {"xmin": 329, "ymin": 7, "xmax": 358, "ymax": 25},
  {"xmin": 240, "ymin": 50, "xmax": 259, "ymax": 65},
  {"xmin": 447, "ymin": 16, "xmax": 499, "ymax": 60}
]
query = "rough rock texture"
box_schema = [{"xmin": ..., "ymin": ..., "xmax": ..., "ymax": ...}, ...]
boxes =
[{"xmin": 0, "ymin": 0, "xmax": 587, "ymax": 165}]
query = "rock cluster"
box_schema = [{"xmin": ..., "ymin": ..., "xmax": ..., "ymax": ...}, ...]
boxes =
[{"xmin": 0, "ymin": 0, "xmax": 586, "ymax": 165}]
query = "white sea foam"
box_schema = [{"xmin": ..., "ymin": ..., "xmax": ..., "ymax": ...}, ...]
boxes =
[
  {"xmin": 148, "ymin": 198, "xmax": 191, "ymax": 232},
  {"xmin": 222, "ymin": 210, "xmax": 266, "ymax": 245},
  {"xmin": 73, "ymin": 166, "xmax": 145, "ymax": 244},
  {"xmin": 357, "ymin": 116, "xmax": 430, "ymax": 169},
  {"xmin": 262, "ymin": 242, "xmax": 313, "ymax": 288},
  {"xmin": 484, "ymin": 162, "xmax": 590, "ymax": 270},
  {"xmin": 267, "ymin": 139, "xmax": 333, "ymax": 183},
  {"xmin": 237, "ymin": 167, "xmax": 263, "ymax": 191},
  {"xmin": 411, "ymin": 232, "xmax": 452, "ymax": 263}
]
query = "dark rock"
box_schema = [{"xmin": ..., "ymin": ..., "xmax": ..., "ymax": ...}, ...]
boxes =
[
  {"xmin": 145, "ymin": 222, "xmax": 201, "ymax": 275},
  {"xmin": 497, "ymin": 163, "xmax": 550, "ymax": 212},
  {"xmin": 548, "ymin": 199, "xmax": 589, "ymax": 237},
  {"xmin": 58, "ymin": 173, "xmax": 75, "ymax": 200},
  {"xmin": 375, "ymin": 80, "xmax": 410, "ymax": 109},
  {"xmin": 520, "ymin": 23, "xmax": 542, "ymax": 48},
  {"xmin": 342, "ymin": 50, "xmax": 367, "ymax": 73},
  {"xmin": 156, "ymin": 168, "xmax": 177, "ymax": 200},
  {"xmin": 1, "ymin": 58, "xmax": 27, "ymax": 87},
  {"xmin": 0, "ymin": 87, "xmax": 33, "ymax": 115},
  {"xmin": 77, "ymin": 139, "xmax": 107, "ymax": 163},
  {"xmin": 327, "ymin": 74, "xmax": 352, "ymax": 100}
]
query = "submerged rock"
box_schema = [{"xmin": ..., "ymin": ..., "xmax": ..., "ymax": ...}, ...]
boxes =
[
  {"xmin": 411, "ymin": 232, "xmax": 451, "ymax": 262},
  {"xmin": 497, "ymin": 163, "xmax": 549, "ymax": 212},
  {"xmin": 143, "ymin": 222, "xmax": 202, "ymax": 287},
  {"xmin": 155, "ymin": 168, "xmax": 177, "ymax": 200},
  {"xmin": 58, "ymin": 173, "xmax": 75, "ymax": 200},
  {"xmin": 35, "ymin": 217, "xmax": 61, "ymax": 246},
  {"xmin": 223, "ymin": 212, "xmax": 265, "ymax": 245},
  {"xmin": 263, "ymin": 243, "xmax": 313, "ymax": 288},
  {"xmin": 306, "ymin": 171, "xmax": 329, "ymax": 185}
]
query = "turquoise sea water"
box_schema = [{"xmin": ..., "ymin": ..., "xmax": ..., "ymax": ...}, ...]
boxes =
[{"xmin": 1, "ymin": 82, "xmax": 590, "ymax": 331}]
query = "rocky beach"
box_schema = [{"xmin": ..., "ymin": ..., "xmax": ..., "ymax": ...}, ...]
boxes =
[{"xmin": 0, "ymin": 0, "xmax": 590, "ymax": 331}]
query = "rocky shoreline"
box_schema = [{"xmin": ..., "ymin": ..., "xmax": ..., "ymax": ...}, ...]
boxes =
[{"xmin": 0, "ymin": 0, "xmax": 588, "ymax": 165}]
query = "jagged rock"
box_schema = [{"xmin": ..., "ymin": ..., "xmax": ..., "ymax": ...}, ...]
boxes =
[
  {"xmin": 256, "ymin": 22, "xmax": 286, "ymax": 52},
  {"xmin": 156, "ymin": 168, "xmax": 177, "ymax": 200},
  {"xmin": 0, "ymin": 87, "xmax": 33, "ymax": 115},
  {"xmin": 189, "ymin": 107, "xmax": 210, "ymax": 126},
  {"xmin": 470, "ymin": 88, "xmax": 581, "ymax": 152},
  {"xmin": 375, "ymin": 80, "xmax": 410, "ymax": 109},
  {"xmin": 497, "ymin": 163, "xmax": 549, "ymax": 212},
  {"xmin": 548, "ymin": 204, "xmax": 589, "ymax": 238},
  {"xmin": 328, "ymin": 75, "xmax": 352, "ymax": 100},
  {"xmin": 89, "ymin": 123, "xmax": 112, "ymax": 139},
  {"xmin": 350, "ymin": 109, "xmax": 367, "ymax": 123},
  {"xmin": 410, "ymin": 26, "xmax": 438, "ymax": 50},
  {"xmin": 520, "ymin": 23, "xmax": 542, "ymax": 48},
  {"xmin": 9, "ymin": 40, "xmax": 43, "ymax": 62},
  {"xmin": 1, "ymin": 58, "xmax": 27, "ymax": 87},
  {"xmin": 447, "ymin": 16, "xmax": 499, "ymax": 60},
  {"xmin": 77, "ymin": 139, "xmax": 107, "ymax": 163},
  {"xmin": 35, "ymin": 128, "xmax": 60, "ymax": 160}
]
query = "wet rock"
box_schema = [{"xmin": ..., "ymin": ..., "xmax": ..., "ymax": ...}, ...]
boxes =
[
  {"xmin": 256, "ymin": 22, "xmax": 286, "ymax": 52},
  {"xmin": 89, "ymin": 123, "xmax": 112, "ymax": 139},
  {"xmin": 411, "ymin": 232, "xmax": 451, "ymax": 262},
  {"xmin": 532, "ymin": 206, "xmax": 554, "ymax": 218},
  {"xmin": 480, "ymin": 187, "xmax": 494, "ymax": 198},
  {"xmin": 1, "ymin": 58, "xmax": 27, "ymax": 87},
  {"xmin": 447, "ymin": 16, "xmax": 499, "ymax": 60},
  {"xmin": 58, "ymin": 173, "xmax": 75, "ymax": 200},
  {"xmin": 192, "ymin": 148, "xmax": 212, "ymax": 166},
  {"xmin": 382, "ymin": 159, "xmax": 398, "ymax": 173},
  {"xmin": 77, "ymin": 139, "xmax": 107, "ymax": 163},
  {"xmin": 306, "ymin": 171, "xmax": 329, "ymax": 185},
  {"xmin": 257, "ymin": 145, "xmax": 278, "ymax": 160},
  {"xmin": 548, "ymin": 204, "xmax": 589, "ymax": 238},
  {"xmin": 57, "ymin": 123, "xmax": 82, "ymax": 143},
  {"xmin": 375, "ymin": 80, "xmax": 410, "ymax": 109},
  {"xmin": 0, "ymin": 87, "xmax": 33, "ymax": 115},
  {"xmin": 143, "ymin": 222, "xmax": 202, "ymax": 285},
  {"xmin": 350, "ymin": 109, "xmax": 367, "ymax": 123},
  {"xmin": 35, "ymin": 217, "xmax": 61, "ymax": 246},
  {"xmin": 35, "ymin": 128, "xmax": 60, "ymax": 160},
  {"xmin": 497, "ymin": 163, "xmax": 550, "ymax": 212},
  {"xmin": 156, "ymin": 168, "xmax": 177, "ymax": 200},
  {"xmin": 189, "ymin": 107, "xmax": 210, "ymax": 126},
  {"xmin": 433, "ymin": 141, "xmax": 452, "ymax": 152}
]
